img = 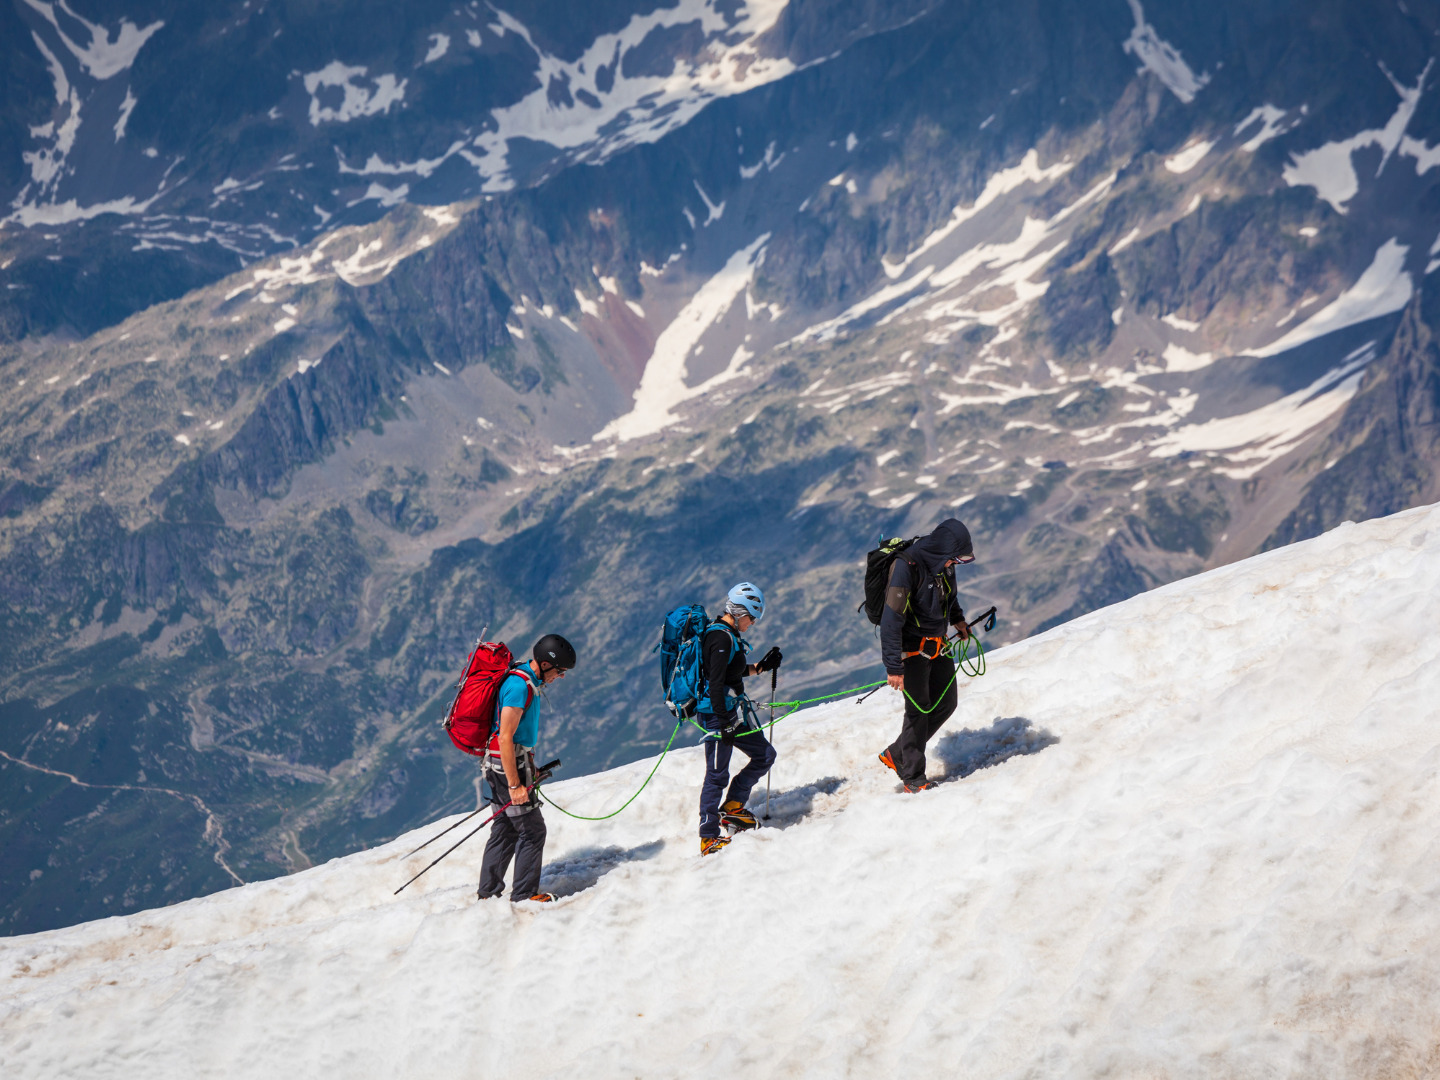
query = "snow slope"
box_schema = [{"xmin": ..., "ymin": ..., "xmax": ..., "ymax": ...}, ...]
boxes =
[{"xmin": 5, "ymin": 505, "xmax": 1440, "ymax": 1078}]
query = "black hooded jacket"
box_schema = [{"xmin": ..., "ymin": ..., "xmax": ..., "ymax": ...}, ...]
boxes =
[{"xmin": 880, "ymin": 519, "xmax": 973, "ymax": 674}]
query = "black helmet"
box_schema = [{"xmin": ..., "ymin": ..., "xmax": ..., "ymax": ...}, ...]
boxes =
[{"xmin": 533, "ymin": 633, "xmax": 576, "ymax": 671}]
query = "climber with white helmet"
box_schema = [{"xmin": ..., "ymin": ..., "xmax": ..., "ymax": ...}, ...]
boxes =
[{"xmin": 697, "ymin": 582, "xmax": 783, "ymax": 855}]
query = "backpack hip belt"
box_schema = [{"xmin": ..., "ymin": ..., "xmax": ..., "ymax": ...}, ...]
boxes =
[{"xmin": 903, "ymin": 635, "xmax": 948, "ymax": 661}]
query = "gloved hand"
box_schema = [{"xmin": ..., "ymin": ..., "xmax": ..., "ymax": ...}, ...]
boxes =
[
  {"xmin": 756, "ymin": 645, "xmax": 783, "ymax": 673},
  {"xmin": 717, "ymin": 711, "xmax": 747, "ymax": 738}
]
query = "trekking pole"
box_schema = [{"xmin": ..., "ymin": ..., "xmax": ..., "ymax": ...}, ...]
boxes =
[
  {"xmin": 402, "ymin": 804, "xmax": 488, "ymax": 858},
  {"xmin": 855, "ymin": 682, "xmax": 885, "ymax": 706},
  {"xmin": 763, "ymin": 666, "xmax": 777, "ymax": 820},
  {"xmin": 393, "ymin": 801, "xmax": 512, "ymax": 895},
  {"xmin": 393, "ymin": 759, "xmax": 560, "ymax": 896}
]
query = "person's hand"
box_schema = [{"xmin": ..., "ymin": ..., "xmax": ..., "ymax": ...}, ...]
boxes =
[
  {"xmin": 887, "ymin": 673, "xmax": 905, "ymax": 690},
  {"xmin": 508, "ymin": 783, "xmax": 530, "ymax": 805},
  {"xmin": 757, "ymin": 646, "xmax": 783, "ymax": 673},
  {"xmin": 718, "ymin": 712, "xmax": 745, "ymax": 737},
  {"xmin": 954, "ymin": 621, "xmax": 971, "ymax": 641}
]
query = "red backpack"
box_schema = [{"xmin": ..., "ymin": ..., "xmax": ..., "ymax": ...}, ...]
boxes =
[{"xmin": 442, "ymin": 641, "xmax": 536, "ymax": 757}]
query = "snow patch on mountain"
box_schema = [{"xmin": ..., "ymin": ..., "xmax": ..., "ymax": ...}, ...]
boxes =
[
  {"xmin": 1151, "ymin": 341, "xmax": 1376, "ymax": 476},
  {"xmin": 740, "ymin": 140, "xmax": 785, "ymax": 179},
  {"xmin": 1402, "ymin": 133, "xmax": 1440, "ymax": 174},
  {"xmin": 1247, "ymin": 239, "xmax": 1412, "ymax": 357},
  {"xmin": 113, "ymin": 88, "xmax": 136, "ymax": 141},
  {"xmin": 882, "ymin": 149, "xmax": 1073, "ymax": 279},
  {"xmin": 826, "ymin": 170, "xmax": 1114, "ymax": 347},
  {"xmin": 1284, "ymin": 60, "xmax": 1431, "ymax": 212},
  {"xmin": 423, "ymin": 34, "xmax": 450, "ymax": 64},
  {"xmin": 4, "ymin": 505, "xmax": 1439, "ymax": 1077},
  {"xmin": 17, "ymin": 33, "xmax": 80, "ymax": 198},
  {"xmin": 20, "ymin": 0, "xmax": 163, "ymax": 80},
  {"xmin": 1235, "ymin": 103, "xmax": 1303, "ymax": 153},
  {"xmin": 794, "ymin": 153, "xmax": 1103, "ymax": 347},
  {"xmin": 596, "ymin": 234, "xmax": 770, "ymax": 442},
  {"xmin": 220, "ymin": 207, "xmax": 464, "ymax": 298},
  {"xmin": 337, "ymin": 140, "xmax": 471, "ymax": 180},
  {"xmin": 9, "ymin": 2, "xmax": 168, "ymax": 226},
  {"xmin": 1161, "ymin": 342, "xmax": 1214, "ymax": 372},
  {"xmin": 303, "ymin": 62, "xmax": 408, "ymax": 126},
  {"xmin": 1121, "ymin": 0, "xmax": 1210, "ymax": 104},
  {"xmin": 1164, "ymin": 139, "xmax": 1213, "ymax": 173},
  {"xmin": 1107, "ymin": 226, "xmax": 1141, "ymax": 255},
  {"xmin": 461, "ymin": 1, "xmax": 798, "ymax": 192}
]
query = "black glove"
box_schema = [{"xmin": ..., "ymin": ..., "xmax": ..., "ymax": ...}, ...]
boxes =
[
  {"xmin": 717, "ymin": 711, "xmax": 746, "ymax": 738},
  {"xmin": 756, "ymin": 646, "xmax": 783, "ymax": 673}
]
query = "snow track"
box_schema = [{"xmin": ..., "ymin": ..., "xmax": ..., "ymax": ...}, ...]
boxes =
[{"xmin": 5, "ymin": 505, "xmax": 1440, "ymax": 1078}]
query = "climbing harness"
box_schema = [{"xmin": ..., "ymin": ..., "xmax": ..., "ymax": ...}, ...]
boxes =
[
  {"xmin": 433, "ymin": 606, "xmax": 1000, "ymax": 830},
  {"xmin": 395, "ymin": 757, "xmax": 560, "ymax": 894}
]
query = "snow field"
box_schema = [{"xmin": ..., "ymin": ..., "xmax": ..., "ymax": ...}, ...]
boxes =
[{"xmin": 5, "ymin": 505, "xmax": 1440, "ymax": 1077}]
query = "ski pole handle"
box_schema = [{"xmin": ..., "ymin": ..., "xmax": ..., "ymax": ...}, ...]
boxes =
[{"xmin": 966, "ymin": 606, "xmax": 998, "ymax": 633}]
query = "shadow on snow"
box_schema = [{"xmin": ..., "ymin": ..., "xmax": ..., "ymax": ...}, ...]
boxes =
[
  {"xmin": 930, "ymin": 716, "xmax": 1058, "ymax": 783},
  {"xmin": 752, "ymin": 775, "xmax": 848, "ymax": 830},
  {"xmin": 541, "ymin": 839, "xmax": 666, "ymax": 897},
  {"xmin": 537, "ymin": 719, "xmax": 1053, "ymax": 895}
]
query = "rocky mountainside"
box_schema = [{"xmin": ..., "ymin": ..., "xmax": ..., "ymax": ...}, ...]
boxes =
[{"xmin": 3, "ymin": 0, "xmax": 1439, "ymax": 935}]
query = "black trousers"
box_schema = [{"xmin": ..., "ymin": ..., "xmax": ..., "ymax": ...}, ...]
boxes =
[
  {"xmin": 886, "ymin": 653, "xmax": 957, "ymax": 786},
  {"xmin": 477, "ymin": 763, "xmax": 547, "ymax": 901}
]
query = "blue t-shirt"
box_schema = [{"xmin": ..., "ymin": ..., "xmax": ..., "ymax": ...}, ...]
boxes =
[{"xmin": 493, "ymin": 662, "xmax": 541, "ymax": 748}]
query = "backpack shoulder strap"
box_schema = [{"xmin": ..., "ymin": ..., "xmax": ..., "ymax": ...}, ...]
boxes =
[
  {"xmin": 507, "ymin": 663, "xmax": 538, "ymax": 708},
  {"xmin": 708, "ymin": 622, "xmax": 742, "ymax": 660},
  {"xmin": 889, "ymin": 550, "xmax": 922, "ymax": 614}
]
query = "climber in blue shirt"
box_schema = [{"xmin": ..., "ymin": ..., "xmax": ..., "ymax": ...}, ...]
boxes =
[{"xmin": 477, "ymin": 633, "xmax": 576, "ymax": 903}]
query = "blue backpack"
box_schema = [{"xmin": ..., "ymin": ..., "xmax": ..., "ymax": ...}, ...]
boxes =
[{"xmin": 657, "ymin": 604, "xmax": 745, "ymax": 718}]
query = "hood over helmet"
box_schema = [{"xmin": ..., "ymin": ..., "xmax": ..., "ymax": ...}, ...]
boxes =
[{"xmin": 909, "ymin": 518, "xmax": 973, "ymax": 573}]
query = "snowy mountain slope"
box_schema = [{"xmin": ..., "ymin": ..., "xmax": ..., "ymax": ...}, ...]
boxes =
[
  {"xmin": 6, "ymin": 0, "xmax": 1440, "ymax": 939},
  {"xmin": 4, "ymin": 503, "xmax": 1438, "ymax": 1078}
]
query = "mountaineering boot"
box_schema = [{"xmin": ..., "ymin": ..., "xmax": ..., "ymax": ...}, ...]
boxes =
[
  {"xmin": 521, "ymin": 892, "xmax": 556, "ymax": 903},
  {"xmin": 903, "ymin": 779, "xmax": 937, "ymax": 793},
  {"xmin": 719, "ymin": 800, "xmax": 758, "ymax": 833},
  {"xmin": 700, "ymin": 836, "xmax": 731, "ymax": 856},
  {"xmin": 878, "ymin": 748, "xmax": 897, "ymax": 775}
]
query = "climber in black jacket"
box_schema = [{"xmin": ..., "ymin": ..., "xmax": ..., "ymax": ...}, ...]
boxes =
[{"xmin": 878, "ymin": 518, "xmax": 974, "ymax": 792}]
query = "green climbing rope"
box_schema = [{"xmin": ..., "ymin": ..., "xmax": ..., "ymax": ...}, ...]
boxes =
[
  {"xmin": 541, "ymin": 633, "xmax": 986, "ymax": 819},
  {"xmin": 689, "ymin": 633, "xmax": 988, "ymax": 737},
  {"xmin": 538, "ymin": 719, "xmax": 684, "ymax": 821}
]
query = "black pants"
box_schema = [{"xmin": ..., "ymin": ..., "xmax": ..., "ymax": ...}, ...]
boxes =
[
  {"xmin": 477, "ymin": 763, "xmax": 547, "ymax": 901},
  {"xmin": 886, "ymin": 653, "xmax": 957, "ymax": 786}
]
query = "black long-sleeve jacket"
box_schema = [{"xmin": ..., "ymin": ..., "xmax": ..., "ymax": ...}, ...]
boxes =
[
  {"xmin": 880, "ymin": 519, "xmax": 973, "ymax": 674},
  {"xmin": 702, "ymin": 622, "xmax": 748, "ymax": 719}
]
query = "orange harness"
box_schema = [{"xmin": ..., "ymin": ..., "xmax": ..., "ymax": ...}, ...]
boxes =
[{"xmin": 902, "ymin": 636, "xmax": 948, "ymax": 661}]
